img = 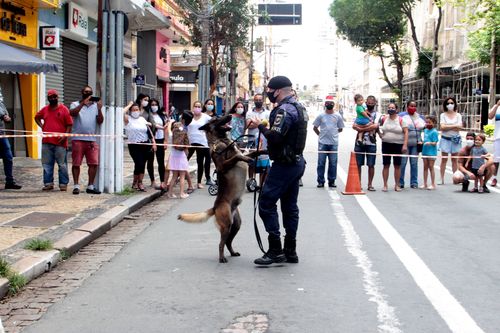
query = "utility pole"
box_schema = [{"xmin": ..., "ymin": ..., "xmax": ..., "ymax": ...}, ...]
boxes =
[
  {"xmin": 198, "ymin": 0, "xmax": 211, "ymax": 103},
  {"xmin": 489, "ymin": 30, "xmax": 498, "ymax": 112},
  {"xmin": 230, "ymin": 45, "xmax": 237, "ymax": 106},
  {"xmin": 248, "ymin": 21, "xmax": 254, "ymax": 97}
]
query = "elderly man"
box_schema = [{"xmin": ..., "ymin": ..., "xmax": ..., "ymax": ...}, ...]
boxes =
[{"xmin": 250, "ymin": 76, "xmax": 308, "ymax": 265}]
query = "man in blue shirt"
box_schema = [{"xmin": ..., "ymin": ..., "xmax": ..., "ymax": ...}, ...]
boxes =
[{"xmin": 313, "ymin": 97, "xmax": 344, "ymax": 188}]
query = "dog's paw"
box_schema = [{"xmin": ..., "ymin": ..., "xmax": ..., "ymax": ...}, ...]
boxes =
[
  {"xmin": 219, "ymin": 257, "xmax": 228, "ymax": 263},
  {"xmin": 230, "ymin": 252, "xmax": 240, "ymax": 257}
]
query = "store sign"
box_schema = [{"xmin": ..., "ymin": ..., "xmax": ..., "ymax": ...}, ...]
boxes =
[
  {"xmin": 0, "ymin": 2, "xmax": 38, "ymax": 48},
  {"xmin": 156, "ymin": 32, "xmax": 170, "ymax": 79},
  {"xmin": 134, "ymin": 74, "xmax": 146, "ymax": 86},
  {"xmin": 39, "ymin": 26, "xmax": 60, "ymax": 49},
  {"xmin": 67, "ymin": 2, "xmax": 88, "ymax": 38},
  {"xmin": 169, "ymin": 71, "xmax": 196, "ymax": 84}
]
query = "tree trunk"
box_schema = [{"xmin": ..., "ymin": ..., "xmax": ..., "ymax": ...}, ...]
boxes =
[
  {"xmin": 389, "ymin": 42, "xmax": 404, "ymax": 106},
  {"xmin": 378, "ymin": 47, "xmax": 395, "ymax": 91},
  {"xmin": 489, "ymin": 30, "xmax": 497, "ymax": 111},
  {"xmin": 402, "ymin": 4, "xmax": 420, "ymax": 53},
  {"xmin": 430, "ymin": 3, "xmax": 442, "ymax": 116}
]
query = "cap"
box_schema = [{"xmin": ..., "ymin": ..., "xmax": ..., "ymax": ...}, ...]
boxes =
[
  {"xmin": 47, "ymin": 89, "xmax": 58, "ymax": 97},
  {"xmin": 267, "ymin": 76, "xmax": 292, "ymax": 90},
  {"xmin": 325, "ymin": 95, "xmax": 335, "ymax": 102}
]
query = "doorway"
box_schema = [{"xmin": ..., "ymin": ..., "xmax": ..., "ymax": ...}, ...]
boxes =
[{"xmin": 0, "ymin": 73, "xmax": 26, "ymax": 156}]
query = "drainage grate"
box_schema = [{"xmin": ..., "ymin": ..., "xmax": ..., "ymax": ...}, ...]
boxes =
[{"xmin": 2, "ymin": 212, "xmax": 74, "ymax": 228}]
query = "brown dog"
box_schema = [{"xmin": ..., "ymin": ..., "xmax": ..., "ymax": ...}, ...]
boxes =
[{"xmin": 178, "ymin": 115, "xmax": 256, "ymax": 263}]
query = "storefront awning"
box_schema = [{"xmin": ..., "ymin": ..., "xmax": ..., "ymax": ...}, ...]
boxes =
[{"xmin": 0, "ymin": 43, "xmax": 58, "ymax": 74}]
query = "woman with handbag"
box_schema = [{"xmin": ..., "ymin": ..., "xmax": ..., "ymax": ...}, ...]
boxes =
[
  {"xmin": 439, "ymin": 97, "xmax": 463, "ymax": 184},
  {"xmin": 399, "ymin": 100, "xmax": 426, "ymax": 188}
]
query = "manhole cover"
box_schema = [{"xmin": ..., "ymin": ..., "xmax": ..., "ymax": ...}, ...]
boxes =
[{"xmin": 2, "ymin": 212, "xmax": 74, "ymax": 228}]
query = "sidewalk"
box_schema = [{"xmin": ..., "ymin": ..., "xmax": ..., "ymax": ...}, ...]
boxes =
[{"xmin": 0, "ymin": 148, "xmax": 196, "ymax": 299}]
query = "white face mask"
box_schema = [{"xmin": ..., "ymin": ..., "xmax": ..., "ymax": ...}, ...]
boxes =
[
  {"xmin": 142, "ymin": 100, "xmax": 149, "ymax": 108},
  {"xmin": 466, "ymin": 139, "xmax": 474, "ymax": 147},
  {"xmin": 236, "ymin": 108, "xmax": 244, "ymax": 115},
  {"xmin": 446, "ymin": 104, "xmax": 455, "ymax": 111},
  {"xmin": 151, "ymin": 106, "xmax": 159, "ymax": 113},
  {"xmin": 130, "ymin": 111, "xmax": 141, "ymax": 119}
]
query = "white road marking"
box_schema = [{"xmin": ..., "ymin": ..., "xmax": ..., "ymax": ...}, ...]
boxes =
[
  {"xmin": 337, "ymin": 167, "xmax": 485, "ymax": 333},
  {"xmin": 328, "ymin": 190, "xmax": 402, "ymax": 333}
]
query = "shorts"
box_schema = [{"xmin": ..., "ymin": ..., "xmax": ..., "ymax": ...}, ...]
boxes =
[
  {"xmin": 439, "ymin": 136, "xmax": 462, "ymax": 154},
  {"xmin": 355, "ymin": 117, "xmax": 370, "ymax": 126},
  {"xmin": 381, "ymin": 142, "xmax": 403, "ymax": 166},
  {"xmin": 354, "ymin": 143, "xmax": 376, "ymax": 167},
  {"xmin": 256, "ymin": 158, "xmax": 270, "ymax": 173},
  {"xmin": 422, "ymin": 155, "xmax": 437, "ymax": 161},
  {"xmin": 72, "ymin": 140, "xmax": 99, "ymax": 166},
  {"xmin": 494, "ymin": 139, "xmax": 500, "ymax": 163}
]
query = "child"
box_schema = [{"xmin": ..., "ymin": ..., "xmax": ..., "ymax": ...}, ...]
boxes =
[
  {"xmin": 421, "ymin": 115, "xmax": 439, "ymax": 190},
  {"xmin": 354, "ymin": 94, "xmax": 373, "ymax": 145},
  {"xmin": 229, "ymin": 102, "xmax": 246, "ymax": 145},
  {"xmin": 470, "ymin": 133, "xmax": 488, "ymax": 193},
  {"xmin": 167, "ymin": 111, "xmax": 193, "ymax": 199}
]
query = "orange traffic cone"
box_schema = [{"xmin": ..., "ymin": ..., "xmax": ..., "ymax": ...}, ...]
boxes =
[{"xmin": 342, "ymin": 152, "xmax": 365, "ymax": 195}]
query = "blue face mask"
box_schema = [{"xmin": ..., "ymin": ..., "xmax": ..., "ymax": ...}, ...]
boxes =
[
  {"xmin": 206, "ymin": 105, "xmax": 214, "ymax": 112},
  {"xmin": 388, "ymin": 109, "xmax": 397, "ymax": 115}
]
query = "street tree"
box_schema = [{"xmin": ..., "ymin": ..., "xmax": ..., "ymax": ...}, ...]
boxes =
[
  {"xmin": 176, "ymin": 0, "xmax": 252, "ymax": 96},
  {"xmin": 329, "ymin": 0, "xmax": 410, "ymax": 104}
]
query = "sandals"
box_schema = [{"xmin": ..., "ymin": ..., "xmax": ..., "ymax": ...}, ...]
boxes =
[
  {"xmin": 180, "ymin": 193, "xmax": 189, "ymax": 199},
  {"xmin": 197, "ymin": 183, "xmax": 204, "ymax": 189},
  {"xmin": 367, "ymin": 186, "xmax": 376, "ymax": 192},
  {"xmin": 394, "ymin": 186, "xmax": 402, "ymax": 192},
  {"xmin": 186, "ymin": 188, "xmax": 194, "ymax": 194},
  {"xmin": 137, "ymin": 182, "xmax": 146, "ymax": 192}
]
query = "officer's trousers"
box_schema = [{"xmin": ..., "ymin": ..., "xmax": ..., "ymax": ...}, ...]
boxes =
[{"xmin": 258, "ymin": 157, "xmax": 306, "ymax": 239}]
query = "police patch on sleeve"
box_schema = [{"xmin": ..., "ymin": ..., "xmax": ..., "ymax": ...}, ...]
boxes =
[{"xmin": 274, "ymin": 114, "xmax": 284, "ymax": 126}]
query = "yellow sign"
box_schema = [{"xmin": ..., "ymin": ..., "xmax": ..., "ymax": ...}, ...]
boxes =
[
  {"xmin": 39, "ymin": 0, "xmax": 60, "ymax": 8},
  {"xmin": 0, "ymin": 2, "xmax": 38, "ymax": 49}
]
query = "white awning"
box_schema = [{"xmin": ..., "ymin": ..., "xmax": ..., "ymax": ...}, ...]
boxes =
[{"xmin": 170, "ymin": 83, "xmax": 196, "ymax": 92}]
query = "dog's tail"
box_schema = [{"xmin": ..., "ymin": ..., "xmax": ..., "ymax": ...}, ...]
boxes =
[{"xmin": 178, "ymin": 208, "xmax": 215, "ymax": 223}]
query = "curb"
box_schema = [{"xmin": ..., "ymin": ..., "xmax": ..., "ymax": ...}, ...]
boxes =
[{"xmin": 0, "ymin": 189, "xmax": 162, "ymax": 300}]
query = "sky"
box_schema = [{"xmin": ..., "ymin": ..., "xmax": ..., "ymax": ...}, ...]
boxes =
[{"xmin": 253, "ymin": 0, "xmax": 355, "ymax": 93}]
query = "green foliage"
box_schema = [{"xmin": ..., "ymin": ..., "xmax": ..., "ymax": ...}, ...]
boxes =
[
  {"xmin": 484, "ymin": 124, "xmax": 495, "ymax": 137},
  {"xmin": 0, "ymin": 257, "xmax": 10, "ymax": 277},
  {"xmin": 24, "ymin": 238, "xmax": 53, "ymax": 251},
  {"xmin": 59, "ymin": 249, "xmax": 71, "ymax": 261},
  {"xmin": 416, "ymin": 48, "xmax": 434, "ymax": 79},
  {"xmin": 467, "ymin": 29, "xmax": 500, "ymax": 65},
  {"xmin": 118, "ymin": 186, "xmax": 135, "ymax": 196},
  {"xmin": 8, "ymin": 273, "xmax": 26, "ymax": 295}
]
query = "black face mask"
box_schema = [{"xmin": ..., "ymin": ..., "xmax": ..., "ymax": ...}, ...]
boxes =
[
  {"xmin": 82, "ymin": 92, "xmax": 92, "ymax": 100},
  {"xmin": 48, "ymin": 99, "xmax": 58, "ymax": 106},
  {"xmin": 266, "ymin": 90, "xmax": 278, "ymax": 104},
  {"xmin": 325, "ymin": 104, "xmax": 334, "ymax": 110},
  {"xmin": 366, "ymin": 104, "xmax": 375, "ymax": 111},
  {"xmin": 254, "ymin": 101, "xmax": 263, "ymax": 109}
]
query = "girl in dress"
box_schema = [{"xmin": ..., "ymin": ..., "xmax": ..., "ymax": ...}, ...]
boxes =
[{"xmin": 167, "ymin": 111, "xmax": 193, "ymax": 199}]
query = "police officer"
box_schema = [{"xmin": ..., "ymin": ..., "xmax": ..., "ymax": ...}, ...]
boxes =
[{"xmin": 251, "ymin": 76, "xmax": 308, "ymax": 265}]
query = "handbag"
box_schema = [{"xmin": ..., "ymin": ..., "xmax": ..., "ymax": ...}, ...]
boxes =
[{"xmin": 451, "ymin": 135, "xmax": 462, "ymax": 145}]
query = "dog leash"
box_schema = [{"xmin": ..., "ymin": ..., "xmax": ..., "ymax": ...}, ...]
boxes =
[{"xmin": 253, "ymin": 130, "xmax": 266, "ymax": 254}]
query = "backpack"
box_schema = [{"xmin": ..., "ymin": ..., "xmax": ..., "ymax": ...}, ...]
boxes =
[{"xmin": 171, "ymin": 122, "xmax": 189, "ymax": 151}]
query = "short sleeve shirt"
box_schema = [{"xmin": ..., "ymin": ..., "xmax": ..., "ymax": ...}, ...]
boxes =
[
  {"xmin": 494, "ymin": 107, "xmax": 500, "ymax": 140},
  {"xmin": 246, "ymin": 108, "xmax": 270, "ymax": 139},
  {"xmin": 440, "ymin": 112, "xmax": 462, "ymax": 137},
  {"xmin": 471, "ymin": 146, "xmax": 488, "ymax": 169},
  {"xmin": 187, "ymin": 113, "xmax": 211, "ymax": 147},
  {"xmin": 70, "ymin": 101, "xmax": 99, "ymax": 142},
  {"xmin": 36, "ymin": 104, "xmax": 73, "ymax": 147},
  {"xmin": 313, "ymin": 112, "xmax": 344, "ymax": 145},
  {"xmin": 380, "ymin": 116, "xmax": 408, "ymax": 144},
  {"xmin": 125, "ymin": 116, "xmax": 149, "ymax": 143},
  {"xmin": 422, "ymin": 128, "xmax": 439, "ymax": 156}
]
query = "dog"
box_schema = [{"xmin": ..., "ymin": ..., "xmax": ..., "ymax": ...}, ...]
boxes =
[{"xmin": 178, "ymin": 115, "xmax": 257, "ymax": 263}]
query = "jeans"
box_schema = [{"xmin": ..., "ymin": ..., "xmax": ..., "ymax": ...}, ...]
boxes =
[
  {"xmin": 41, "ymin": 143, "xmax": 69, "ymax": 185},
  {"xmin": 0, "ymin": 137, "xmax": 14, "ymax": 184},
  {"xmin": 259, "ymin": 157, "xmax": 306, "ymax": 239},
  {"xmin": 399, "ymin": 145, "xmax": 418, "ymax": 186},
  {"xmin": 316, "ymin": 143, "xmax": 338, "ymax": 185}
]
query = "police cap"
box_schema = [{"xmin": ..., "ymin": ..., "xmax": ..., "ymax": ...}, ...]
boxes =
[{"xmin": 267, "ymin": 76, "xmax": 292, "ymax": 90}]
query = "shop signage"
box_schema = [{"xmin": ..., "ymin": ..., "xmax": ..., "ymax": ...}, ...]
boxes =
[
  {"xmin": 156, "ymin": 32, "xmax": 170, "ymax": 79},
  {"xmin": 67, "ymin": 2, "xmax": 88, "ymax": 38},
  {"xmin": 0, "ymin": 1, "xmax": 38, "ymax": 48},
  {"xmin": 169, "ymin": 71, "xmax": 196, "ymax": 83},
  {"xmin": 39, "ymin": 26, "xmax": 60, "ymax": 49},
  {"xmin": 134, "ymin": 74, "xmax": 146, "ymax": 86}
]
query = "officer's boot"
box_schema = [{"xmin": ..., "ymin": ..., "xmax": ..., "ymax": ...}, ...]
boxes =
[
  {"xmin": 284, "ymin": 236, "xmax": 299, "ymax": 263},
  {"xmin": 254, "ymin": 236, "xmax": 286, "ymax": 265}
]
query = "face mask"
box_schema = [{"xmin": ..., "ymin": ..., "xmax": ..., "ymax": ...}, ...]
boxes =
[
  {"xmin": 206, "ymin": 105, "xmax": 214, "ymax": 112},
  {"xmin": 325, "ymin": 104, "xmax": 334, "ymax": 110},
  {"xmin": 366, "ymin": 104, "xmax": 375, "ymax": 111},
  {"xmin": 236, "ymin": 107, "xmax": 244, "ymax": 115},
  {"xmin": 426, "ymin": 124, "xmax": 434, "ymax": 130},
  {"xmin": 407, "ymin": 106, "xmax": 417, "ymax": 115},
  {"xmin": 48, "ymin": 99, "xmax": 58, "ymax": 106},
  {"xmin": 193, "ymin": 107, "xmax": 202, "ymax": 115},
  {"xmin": 266, "ymin": 90, "xmax": 278, "ymax": 104},
  {"xmin": 466, "ymin": 139, "xmax": 474, "ymax": 147},
  {"xmin": 254, "ymin": 101, "xmax": 263, "ymax": 109},
  {"xmin": 151, "ymin": 106, "xmax": 159, "ymax": 113},
  {"xmin": 387, "ymin": 109, "xmax": 397, "ymax": 115},
  {"xmin": 130, "ymin": 111, "xmax": 140, "ymax": 119},
  {"xmin": 82, "ymin": 92, "xmax": 92, "ymax": 99},
  {"xmin": 142, "ymin": 100, "xmax": 149, "ymax": 108},
  {"xmin": 446, "ymin": 104, "xmax": 455, "ymax": 111}
]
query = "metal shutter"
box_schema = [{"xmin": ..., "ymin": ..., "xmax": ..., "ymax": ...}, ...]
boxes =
[
  {"xmin": 62, "ymin": 37, "xmax": 88, "ymax": 106},
  {"xmin": 45, "ymin": 38, "xmax": 64, "ymax": 104}
]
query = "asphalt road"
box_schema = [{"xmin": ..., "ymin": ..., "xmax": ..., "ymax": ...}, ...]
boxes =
[{"xmin": 24, "ymin": 126, "xmax": 499, "ymax": 333}]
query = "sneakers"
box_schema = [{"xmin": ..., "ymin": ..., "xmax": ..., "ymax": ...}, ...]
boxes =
[
  {"xmin": 298, "ymin": 179, "xmax": 303, "ymax": 187},
  {"xmin": 482, "ymin": 185, "xmax": 490, "ymax": 193},
  {"xmin": 86, "ymin": 188, "xmax": 101, "ymax": 194},
  {"xmin": 328, "ymin": 181, "xmax": 336, "ymax": 188},
  {"xmin": 42, "ymin": 184, "xmax": 54, "ymax": 191},
  {"xmin": 72, "ymin": 188, "xmax": 80, "ymax": 195},
  {"xmin": 206, "ymin": 179, "xmax": 215, "ymax": 186},
  {"xmin": 5, "ymin": 182, "xmax": 22, "ymax": 190},
  {"xmin": 317, "ymin": 183, "xmax": 324, "ymax": 188},
  {"xmin": 59, "ymin": 184, "xmax": 68, "ymax": 191}
]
